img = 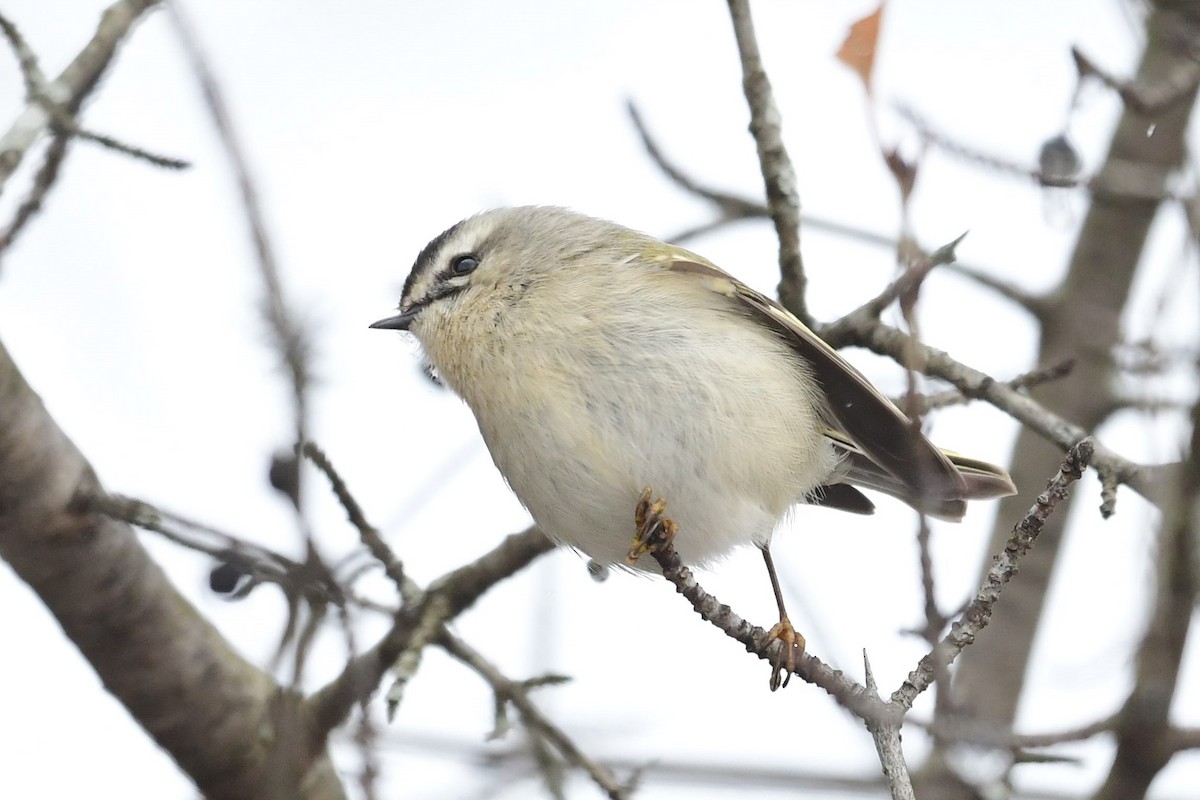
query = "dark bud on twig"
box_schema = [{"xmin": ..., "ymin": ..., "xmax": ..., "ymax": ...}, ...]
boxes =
[
  {"xmin": 1038, "ymin": 133, "xmax": 1082, "ymax": 186},
  {"xmin": 210, "ymin": 559, "xmax": 254, "ymax": 597},
  {"xmin": 268, "ymin": 451, "xmax": 301, "ymax": 508}
]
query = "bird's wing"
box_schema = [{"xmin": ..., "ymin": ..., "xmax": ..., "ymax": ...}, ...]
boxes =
[{"xmin": 656, "ymin": 250, "xmax": 970, "ymax": 507}]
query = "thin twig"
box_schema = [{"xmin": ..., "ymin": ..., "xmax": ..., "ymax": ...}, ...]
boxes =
[
  {"xmin": 626, "ymin": 99, "xmax": 765, "ymax": 224},
  {"xmin": 1072, "ymin": 45, "xmax": 1200, "ymax": 116},
  {"xmin": 439, "ymin": 634, "xmax": 633, "ymax": 800},
  {"xmin": 71, "ymin": 490, "xmax": 341, "ymax": 599},
  {"xmin": 725, "ymin": 0, "xmax": 809, "ymax": 325},
  {"xmin": 307, "ymin": 527, "xmax": 554, "ymax": 735},
  {"xmin": 899, "ymin": 103, "xmax": 1191, "ymax": 202},
  {"xmin": 166, "ymin": 2, "xmax": 312, "ymax": 497},
  {"xmin": 892, "ymin": 439, "xmax": 1093, "ymax": 710},
  {"xmin": 0, "ymin": 1, "xmax": 182, "ymax": 258},
  {"xmin": 635, "ymin": 517, "xmax": 896, "ymax": 724},
  {"xmin": 1010, "ymin": 715, "xmax": 1116, "ymax": 749},
  {"xmin": 0, "ymin": 131, "xmax": 68, "ymax": 255},
  {"xmin": 826, "ymin": 314, "xmax": 1149, "ymax": 515},
  {"xmin": 0, "ymin": 0, "xmax": 168, "ymax": 193},
  {"xmin": 300, "ymin": 442, "xmax": 413, "ymax": 602},
  {"xmin": 914, "ymin": 358, "xmax": 1077, "ymax": 414}
]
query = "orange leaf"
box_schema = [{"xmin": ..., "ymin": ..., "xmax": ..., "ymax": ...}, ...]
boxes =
[{"xmin": 836, "ymin": 3, "xmax": 885, "ymax": 95}]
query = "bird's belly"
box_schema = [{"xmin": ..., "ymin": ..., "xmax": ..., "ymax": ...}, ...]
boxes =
[{"xmin": 471, "ymin": 335, "xmax": 837, "ymax": 568}]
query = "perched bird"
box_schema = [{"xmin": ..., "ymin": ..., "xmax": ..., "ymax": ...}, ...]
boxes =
[{"xmin": 373, "ymin": 206, "xmax": 1015, "ymax": 686}]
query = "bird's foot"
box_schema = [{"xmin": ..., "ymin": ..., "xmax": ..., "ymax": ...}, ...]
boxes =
[
  {"xmin": 627, "ymin": 487, "xmax": 678, "ymax": 564},
  {"xmin": 764, "ymin": 616, "xmax": 806, "ymax": 691}
]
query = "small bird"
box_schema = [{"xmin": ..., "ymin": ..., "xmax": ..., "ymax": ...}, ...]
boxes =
[{"xmin": 373, "ymin": 206, "xmax": 1015, "ymax": 686}]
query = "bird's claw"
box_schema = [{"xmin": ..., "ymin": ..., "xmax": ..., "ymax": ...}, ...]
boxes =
[
  {"xmin": 628, "ymin": 487, "xmax": 677, "ymax": 564},
  {"xmin": 765, "ymin": 617, "xmax": 806, "ymax": 691}
]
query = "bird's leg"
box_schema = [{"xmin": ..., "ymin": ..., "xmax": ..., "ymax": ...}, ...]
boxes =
[
  {"xmin": 761, "ymin": 546, "xmax": 805, "ymax": 690},
  {"xmin": 627, "ymin": 487, "xmax": 678, "ymax": 564}
]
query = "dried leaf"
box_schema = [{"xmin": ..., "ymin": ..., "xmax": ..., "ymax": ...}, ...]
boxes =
[{"xmin": 836, "ymin": 3, "xmax": 886, "ymax": 95}]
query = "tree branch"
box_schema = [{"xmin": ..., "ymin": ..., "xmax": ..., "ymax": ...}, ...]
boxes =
[
  {"xmin": 892, "ymin": 439, "xmax": 1093, "ymax": 709},
  {"xmin": 0, "ymin": 340, "xmax": 343, "ymax": 798},
  {"xmin": 725, "ymin": 0, "xmax": 809, "ymax": 324}
]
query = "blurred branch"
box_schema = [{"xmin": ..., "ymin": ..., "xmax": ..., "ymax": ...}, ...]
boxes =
[
  {"xmin": 439, "ymin": 635, "xmax": 635, "ymax": 800},
  {"xmin": 913, "ymin": 358, "xmax": 1076, "ymax": 414},
  {"xmin": 725, "ymin": 0, "xmax": 809, "ymax": 325},
  {"xmin": 941, "ymin": 261, "xmax": 1050, "ymax": 320},
  {"xmin": 899, "ymin": 103, "xmax": 1190, "ymax": 202},
  {"xmin": 167, "ymin": 3, "xmax": 313, "ymax": 504},
  {"xmin": 842, "ymin": 233, "xmax": 966, "ymax": 325},
  {"xmin": 1072, "ymin": 45, "xmax": 1200, "ymax": 116},
  {"xmin": 301, "ymin": 443, "xmax": 630, "ymax": 795},
  {"xmin": 1169, "ymin": 727, "xmax": 1200, "ymax": 753},
  {"xmin": 928, "ymin": 11, "xmax": 1200, "ymax": 779},
  {"xmin": 0, "ymin": 128, "xmax": 68, "ymax": 256},
  {"xmin": 628, "ymin": 99, "xmax": 1042, "ymax": 326},
  {"xmin": 308, "ymin": 528, "xmax": 555, "ymax": 747},
  {"xmin": 0, "ymin": 0, "xmax": 165, "ymax": 192},
  {"xmin": 0, "ymin": 1, "xmax": 186, "ymax": 259},
  {"xmin": 1093, "ymin": 393, "xmax": 1200, "ymax": 800},
  {"xmin": 1010, "ymin": 715, "xmax": 1116, "ymax": 749},
  {"xmin": 74, "ymin": 490, "xmax": 338, "ymax": 599},
  {"xmin": 626, "ymin": 99, "xmax": 764, "ymax": 226}
]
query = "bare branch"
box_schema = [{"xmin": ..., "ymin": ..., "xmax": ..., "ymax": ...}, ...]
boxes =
[
  {"xmin": 725, "ymin": 0, "xmax": 809, "ymax": 324},
  {"xmin": 892, "ymin": 439, "xmax": 1093, "ymax": 710},
  {"xmin": 300, "ymin": 442, "xmax": 413, "ymax": 601},
  {"xmin": 1072, "ymin": 45, "xmax": 1200, "ymax": 116},
  {"xmin": 634, "ymin": 515, "xmax": 896, "ymax": 723},
  {"xmin": 308, "ymin": 528, "xmax": 554, "ymax": 736},
  {"xmin": 838, "ymin": 233, "xmax": 967, "ymax": 328},
  {"xmin": 626, "ymin": 99, "xmax": 765, "ymax": 224},
  {"xmin": 1011, "ymin": 715, "xmax": 1116, "ymax": 749},
  {"xmin": 0, "ymin": 1, "xmax": 185, "ymax": 259},
  {"xmin": 899, "ymin": 104, "xmax": 1191, "ymax": 202},
  {"xmin": 942, "ymin": 261, "xmax": 1051, "ymax": 320},
  {"xmin": 439, "ymin": 634, "xmax": 634, "ymax": 799},
  {"xmin": 0, "ymin": 130, "xmax": 68, "ymax": 255},
  {"xmin": 864, "ymin": 652, "xmax": 916, "ymax": 800},
  {"xmin": 914, "ymin": 358, "xmax": 1077, "ymax": 414},
  {"xmin": 0, "ymin": 341, "xmax": 345, "ymax": 797},
  {"xmin": 0, "ymin": 0, "xmax": 165, "ymax": 193},
  {"xmin": 828, "ymin": 315, "xmax": 1151, "ymax": 514},
  {"xmin": 74, "ymin": 490, "xmax": 318, "ymax": 593}
]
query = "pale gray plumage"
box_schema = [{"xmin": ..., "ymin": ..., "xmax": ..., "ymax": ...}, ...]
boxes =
[{"xmin": 373, "ymin": 206, "xmax": 1015, "ymax": 569}]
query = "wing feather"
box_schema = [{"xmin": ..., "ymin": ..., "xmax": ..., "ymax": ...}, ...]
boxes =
[{"xmin": 661, "ymin": 253, "xmax": 970, "ymax": 509}]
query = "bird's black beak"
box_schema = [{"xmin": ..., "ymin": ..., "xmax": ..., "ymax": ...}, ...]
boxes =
[{"xmin": 370, "ymin": 307, "xmax": 419, "ymax": 330}]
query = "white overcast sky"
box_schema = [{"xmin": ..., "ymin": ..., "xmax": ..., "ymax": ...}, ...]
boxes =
[{"xmin": 1, "ymin": 1, "xmax": 1197, "ymax": 798}]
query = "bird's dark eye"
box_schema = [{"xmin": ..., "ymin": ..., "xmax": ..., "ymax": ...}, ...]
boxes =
[{"xmin": 451, "ymin": 254, "xmax": 479, "ymax": 275}]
